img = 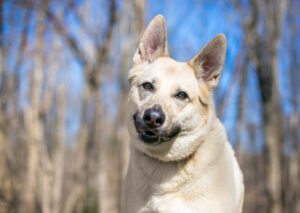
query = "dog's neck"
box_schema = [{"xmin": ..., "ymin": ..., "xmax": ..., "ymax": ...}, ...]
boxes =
[{"xmin": 129, "ymin": 118, "xmax": 227, "ymax": 194}]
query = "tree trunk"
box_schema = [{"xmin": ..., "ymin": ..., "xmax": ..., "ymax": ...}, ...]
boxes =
[
  {"xmin": 261, "ymin": 91, "xmax": 283, "ymax": 213},
  {"xmin": 63, "ymin": 86, "xmax": 89, "ymax": 213},
  {"xmin": 97, "ymin": 91, "xmax": 108, "ymax": 213},
  {"xmin": 238, "ymin": 0, "xmax": 287, "ymax": 212},
  {"xmin": 287, "ymin": 1, "xmax": 300, "ymax": 211},
  {"xmin": 0, "ymin": 0, "xmax": 2, "ymax": 76},
  {"xmin": 112, "ymin": 1, "xmax": 145, "ymax": 212},
  {"xmin": 51, "ymin": 84, "xmax": 66, "ymax": 213},
  {"xmin": 0, "ymin": 2, "xmax": 11, "ymax": 211},
  {"xmin": 260, "ymin": 1, "xmax": 286, "ymax": 213},
  {"xmin": 235, "ymin": 56, "xmax": 248, "ymax": 157},
  {"xmin": 22, "ymin": 4, "xmax": 47, "ymax": 212}
]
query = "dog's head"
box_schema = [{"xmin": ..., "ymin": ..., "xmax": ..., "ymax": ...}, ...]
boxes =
[{"xmin": 127, "ymin": 15, "xmax": 226, "ymax": 161}]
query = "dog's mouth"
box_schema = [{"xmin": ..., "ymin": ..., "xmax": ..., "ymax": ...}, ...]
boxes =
[{"xmin": 133, "ymin": 113, "xmax": 181, "ymax": 145}]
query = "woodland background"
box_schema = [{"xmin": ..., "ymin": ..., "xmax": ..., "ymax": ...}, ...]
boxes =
[{"xmin": 0, "ymin": 0, "xmax": 299, "ymax": 213}]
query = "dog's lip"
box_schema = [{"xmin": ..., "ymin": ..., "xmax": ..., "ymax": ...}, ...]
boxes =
[
  {"xmin": 144, "ymin": 130, "xmax": 156, "ymax": 136},
  {"xmin": 137, "ymin": 127, "xmax": 181, "ymax": 146},
  {"xmin": 139, "ymin": 131, "xmax": 161, "ymax": 145}
]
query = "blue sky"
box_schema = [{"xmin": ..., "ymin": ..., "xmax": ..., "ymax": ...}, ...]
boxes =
[{"xmin": 2, "ymin": 0, "xmax": 299, "ymax": 149}]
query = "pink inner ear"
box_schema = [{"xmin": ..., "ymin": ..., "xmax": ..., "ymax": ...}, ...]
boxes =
[
  {"xmin": 202, "ymin": 47, "xmax": 223, "ymax": 80},
  {"xmin": 145, "ymin": 28, "xmax": 164, "ymax": 61}
]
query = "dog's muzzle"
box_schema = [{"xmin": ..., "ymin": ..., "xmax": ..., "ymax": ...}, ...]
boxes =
[{"xmin": 133, "ymin": 105, "xmax": 181, "ymax": 145}]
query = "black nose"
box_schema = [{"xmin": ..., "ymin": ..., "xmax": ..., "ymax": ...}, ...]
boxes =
[{"xmin": 143, "ymin": 106, "xmax": 165, "ymax": 128}]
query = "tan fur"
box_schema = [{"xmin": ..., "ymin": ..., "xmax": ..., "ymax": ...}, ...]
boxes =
[{"xmin": 121, "ymin": 15, "xmax": 244, "ymax": 213}]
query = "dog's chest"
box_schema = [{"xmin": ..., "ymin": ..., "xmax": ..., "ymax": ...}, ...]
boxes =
[
  {"xmin": 139, "ymin": 192, "xmax": 224, "ymax": 213},
  {"xmin": 136, "ymin": 168, "xmax": 221, "ymax": 213},
  {"xmin": 140, "ymin": 195, "xmax": 191, "ymax": 213},
  {"xmin": 128, "ymin": 152, "xmax": 235, "ymax": 213}
]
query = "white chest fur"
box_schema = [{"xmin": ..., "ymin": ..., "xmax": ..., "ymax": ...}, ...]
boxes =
[{"xmin": 121, "ymin": 120, "xmax": 244, "ymax": 213}]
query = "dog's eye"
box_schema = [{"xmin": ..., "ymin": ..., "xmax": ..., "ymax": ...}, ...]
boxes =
[
  {"xmin": 142, "ymin": 82, "xmax": 154, "ymax": 91},
  {"xmin": 176, "ymin": 91, "xmax": 188, "ymax": 100}
]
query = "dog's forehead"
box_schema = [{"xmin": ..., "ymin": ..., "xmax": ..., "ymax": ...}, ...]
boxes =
[{"xmin": 146, "ymin": 57, "xmax": 196, "ymax": 82}]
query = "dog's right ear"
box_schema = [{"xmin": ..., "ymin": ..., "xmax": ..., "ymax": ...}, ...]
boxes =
[
  {"xmin": 133, "ymin": 15, "xmax": 169, "ymax": 65},
  {"xmin": 188, "ymin": 34, "xmax": 226, "ymax": 89}
]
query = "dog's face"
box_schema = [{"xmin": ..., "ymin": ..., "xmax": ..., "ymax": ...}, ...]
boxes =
[{"xmin": 127, "ymin": 15, "xmax": 226, "ymax": 161}]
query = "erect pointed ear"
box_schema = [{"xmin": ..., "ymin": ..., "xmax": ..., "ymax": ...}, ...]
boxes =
[
  {"xmin": 188, "ymin": 34, "xmax": 226, "ymax": 89},
  {"xmin": 133, "ymin": 15, "xmax": 169, "ymax": 65}
]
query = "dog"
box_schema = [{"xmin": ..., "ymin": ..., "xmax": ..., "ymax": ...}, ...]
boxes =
[{"xmin": 121, "ymin": 15, "xmax": 244, "ymax": 213}]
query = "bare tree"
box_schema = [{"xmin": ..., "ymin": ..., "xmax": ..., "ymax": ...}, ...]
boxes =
[
  {"xmin": 285, "ymin": 0, "xmax": 300, "ymax": 212},
  {"xmin": 109, "ymin": 1, "xmax": 145, "ymax": 212},
  {"xmin": 51, "ymin": 83, "xmax": 66, "ymax": 213},
  {"xmin": 1, "ymin": 1, "xmax": 298, "ymax": 213},
  {"xmin": 0, "ymin": 0, "xmax": 12, "ymax": 211},
  {"xmin": 235, "ymin": 0, "xmax": 288, "ymax": 212},
  {"xmin": 22, "ymin": 2, "xmax": 48, "ymax": 211}
]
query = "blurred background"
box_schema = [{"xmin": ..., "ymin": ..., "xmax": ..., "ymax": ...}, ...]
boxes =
[{"xmin": 0, "ymin": 0, "xmax": 299, "ymax": 212}]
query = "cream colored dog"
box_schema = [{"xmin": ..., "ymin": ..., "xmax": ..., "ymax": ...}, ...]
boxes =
[{"xmin": 121, "ymin": 15, "xmax": 244, "ymax": 213}]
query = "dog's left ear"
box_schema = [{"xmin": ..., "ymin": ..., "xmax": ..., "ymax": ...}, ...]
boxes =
[
  {"xmin": 133, "ymin": 15, "xmax": 169, "ymax": 65},
  {"xmin": 188, "ymin": 34, "xmax": 226, "ymax": 89}
]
